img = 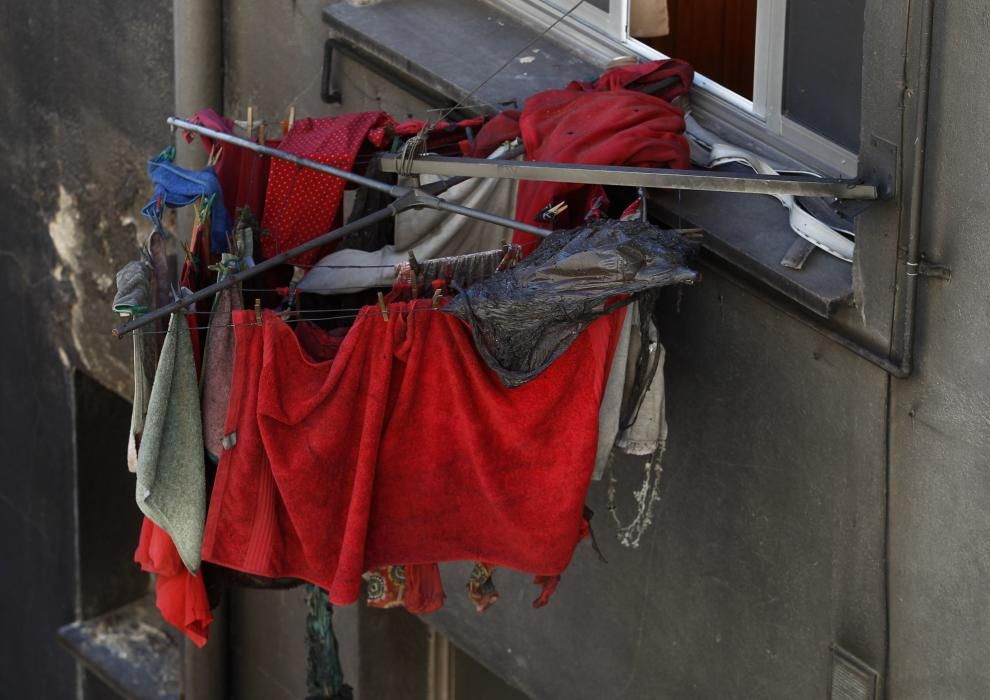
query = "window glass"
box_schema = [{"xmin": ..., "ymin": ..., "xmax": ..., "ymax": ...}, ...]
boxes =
[
  {"xmin": 633, "ymin": 0, "xmax": 758, "ymax": 100},
  {"xmin": 783, "ymin": 0, "xmax": 865, "ymax": 151}
]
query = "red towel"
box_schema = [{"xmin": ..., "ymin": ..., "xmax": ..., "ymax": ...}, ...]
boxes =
[
  {"xmin": 260, "ymin": 112, "xmax": 395, "ymax": 266},
  {"xmin": 202, "ymin": 302, "xmax": 624, "ymax": 605},
  {"xmin": 135, "ymin": 517, "xmax": 212, "ymax": 647}
]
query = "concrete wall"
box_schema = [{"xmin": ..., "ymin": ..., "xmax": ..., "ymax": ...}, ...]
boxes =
[
  {"xmin": 0, "ymin": 0, "xmax": 173, "ymax": 698},
  {"xmin": 887, "ymin": 3, "xmax": 990, "ymax": 697},
  {"xmin": 1, "ymin": 0, "xmax": 989, "ymax": 698}
]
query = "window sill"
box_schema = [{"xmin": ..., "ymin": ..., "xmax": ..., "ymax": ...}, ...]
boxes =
[
  {"xmin": 322, "ymin": 0, "xmax": 855, "ymax": 319},
  {"xmin": 58, "ymin": 595, "xmax": 181, "ymax": 700}
]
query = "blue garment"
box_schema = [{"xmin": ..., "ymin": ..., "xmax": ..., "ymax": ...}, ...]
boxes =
[{"xmin": 143, "ymin": 148, "xmax": 233, "ymax": 253}]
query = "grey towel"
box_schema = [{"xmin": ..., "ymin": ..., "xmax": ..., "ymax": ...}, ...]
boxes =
[
  {"xmin": 136, "ymin": 311, "xmax": 206, "ymax": 573},
  {"xmin": 201, "ymin": 283, "xmax": 243, "ymax": 462},
  {"xmin": 113, "ymin": 259, "xmax": 155, "ymax": 473}
]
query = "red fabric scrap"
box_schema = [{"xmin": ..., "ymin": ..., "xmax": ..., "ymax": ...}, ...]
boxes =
[
  {"xmin": 202, "ymin": 301, "xmax": 625, "ymax": 605},
  {"xmin": 135, "ymin": 517, "xmax": 213, "ymax": 647},
  {"xmin": 260, "ymin": 112, "xmax": 395, "ymax": 267}
]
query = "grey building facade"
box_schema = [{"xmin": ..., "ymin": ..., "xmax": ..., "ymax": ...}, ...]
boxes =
[{"xmin": 0, "ymin": 0, "xmax": 987, "ymax": 698}]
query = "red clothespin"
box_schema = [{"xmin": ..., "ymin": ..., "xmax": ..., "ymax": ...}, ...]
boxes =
[
  {"xmin": 254, "ymin": 298, "xmax": 262, "ymax": 326},
  {"xmin": 377, "ymin": 292, "xmax": 389, "ymax": 321}
]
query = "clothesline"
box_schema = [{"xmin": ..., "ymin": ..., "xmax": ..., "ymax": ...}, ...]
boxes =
[
  {"xmin": 131, "ymin": 306, "xmax": 456, "ymax": 335},
  {"xmin": 112, "ymin": 123, "xmax": 544, "ymax": 339}
]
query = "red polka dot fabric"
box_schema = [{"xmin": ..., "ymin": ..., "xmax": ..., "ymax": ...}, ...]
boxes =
[{"xmin": 261, "ymin": 112, "xmax": 395, "ymax": 266}]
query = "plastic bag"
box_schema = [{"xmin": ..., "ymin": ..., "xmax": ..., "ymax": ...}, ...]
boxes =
[{"xmin": 444, "ymin": 219, "xmax": 699, "ymax": 387}]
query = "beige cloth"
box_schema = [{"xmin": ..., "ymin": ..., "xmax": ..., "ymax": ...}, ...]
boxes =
[
  {"xmin": 630, "ymin": 0, "xmax": 670, "ymax": 38},
  {"xmin": 299, "ymin": 144, "xmax": 518, "ymax": 295}
]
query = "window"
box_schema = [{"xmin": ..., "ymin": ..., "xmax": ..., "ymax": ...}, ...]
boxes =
[{"xmin": 494, "ymin": 0, "xmax": 865, "ymax": 176}]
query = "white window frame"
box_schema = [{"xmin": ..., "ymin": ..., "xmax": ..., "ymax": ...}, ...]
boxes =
[{"xmin": 488, "ymin": 0, "xmax": 859, "ymax": 177}]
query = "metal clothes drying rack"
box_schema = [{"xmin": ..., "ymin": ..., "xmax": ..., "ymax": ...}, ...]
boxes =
[{"xmin": 112, "ymin": 116, "xmax": 879, "ymax": 338}]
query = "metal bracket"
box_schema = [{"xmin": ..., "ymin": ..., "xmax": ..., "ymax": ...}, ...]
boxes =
[
  {"xmin": 321, "ymin": 39, "xmax": 343, "ymax": 104},
  {"xmin": 907, "ymin": 256, "xmax": 951, "ymax": 281},
  {"xmin": 832, "ymin": 135, "xmax": 897, "ymax": 221}
]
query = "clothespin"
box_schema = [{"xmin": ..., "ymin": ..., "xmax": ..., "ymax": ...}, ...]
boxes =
[
  {"xmin": 536, "ymin": 200, "xmax": 568, "ymax": 223},
  {"xmin": 246, "ymin": 106, "xmax": 254, "ymax": 140},
  {"xmin": 431, "ymin": 287, "xmax": 443, "ymax": 309},
  {"xmin": 207, "ymin": 143, "xmax": 222, "ymax": 167},
  {"xmin": 377, "ymin": 292, "xmax": 389, "ymax": 321},
  {"xmin": 638, "ymin": 187, "xmax": 648, "ymax": 222},
  {"xmin": 256, "ymin": 122, "xmax": 266, "ymax": 146},
  {"xmin": 283, "ymin": 105, "xmax": 295, "ymax": 137},
  {"xmin": 254, "ymin": 298, "xmax": 262, "ymax": 326}
]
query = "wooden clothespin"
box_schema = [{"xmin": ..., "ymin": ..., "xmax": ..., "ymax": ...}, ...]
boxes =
[
  {"xmin": 283, "ymin": 105, "xmax": 296, "ymax": 137},
  {"xmin": 246, "ymin": 106, "xmax": 254, "ymax": 140},
  {"xmin": 207, "ymin": 143, "xmax": 223, "ymax": 167},
  {"xmin": 256, "ymin": 122, "xmax": 266, "ymax": 146},
  {"xmin": 431, "ymin": 287, "xmax": 443, "ymax": 309},
  {"xmin": 536, "ymin": 200, "xmax": 568, "ymax": 223},
  {"xmin": 254, "ymin": 298, "xmax": 262, "ymax": 325},
  {"xmin": 377, "ymin": 292, "xmax": 389, "ymax": 321}
]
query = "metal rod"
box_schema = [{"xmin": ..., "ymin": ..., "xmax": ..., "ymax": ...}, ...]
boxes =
[
  {"xmin": 168, "ymin": 117, "xmax": 407, "ymax": 198},
  {"xmin": 113, "ymin": 204, "xmax": 399, "ymax": 337},
  {"xmin": 168, "ymin": 117, "xmax": 545, "ymax": 235},
  {"xmin": 115, "ymin": 131, "xmax": 544, "ymax": 337},
  {"xmin": 894, "ymin": 0, "xmax": 936, "ymax": 379},
  {"xmin": 379, "ymin": 155, "xmax": 880, "ymax": 200}
]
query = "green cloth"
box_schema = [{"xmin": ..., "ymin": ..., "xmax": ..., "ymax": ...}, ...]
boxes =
[{"xmin": 136, "ymin": 311, "xmax": 206, "ymax": 573}]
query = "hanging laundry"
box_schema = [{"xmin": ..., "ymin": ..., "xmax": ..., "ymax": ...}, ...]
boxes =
[
  {"xmin": 186, "ymin": 108, "xmax": 275, "ymax": 232},
  {"xmin": 142, "ymin": 147, "xmax": 233, "ymax": 254},
  {"xmin": 134, "ymin": 518, "xmax": 212, "ymax": 647},
  {"xmin": 594, "ymin": 305, "xmax": 634, "ymax": 479},
  {"xmin": 136, "ymin": 311, "xmax": 207, "ymax": 574},
  {"xmin": 443, "ymin": 219, "xmax": 698, "ymax": 387},
  {"xmin": 260, "ymin": 112, "xmax": 395, "ymax": 267},
  {"xmin": 296, "ymin": 143, "xmax": 521, "ymax": 295},
  {"xmin": 334, "ymin": 154, "xmax": 397, "ymax": 253},
  {"xmin": 113, "ymin": 259, "xmax": 156, "ymax": 473},
  {"xmin": 364, "ymin": 564, "xmax": 445, "ymax": 615},
  {"xmin": 201, "ymin": 301, "xmax": 624, "ymax": 606},
  {"xmin": 458, "ymin": 58, "xmax": 693, "ymax": 249},
  {"xmin": 467, "ymin": 562, "xmax": 500, "ymax": 613},
  {"xmin": 389, "ymin": 245, "xmax": 522, "ymax": 301},
  {"xmin": 200, "ymin": 273, "xmax": 244, "ymax": 463}
]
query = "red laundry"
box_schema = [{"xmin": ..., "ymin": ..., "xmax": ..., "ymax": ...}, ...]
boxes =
[
  {"xmin": 260, "ymin": 112, "xmax": 394, "ymax": 267},
  {"xmin": 467, "ymin": 59, "xmax": 693, "ymax": 251},
  {"xmin": 135, "ymin": 517, "xmax": 212, "ymax": 647},
  {"xmin": 572, "ymin": 57, "xmax": 693, "ymax": 95},
  {"xmin": 187, "ymin": 108, "xmax": 276, "ymax": 233},
  {"xmin": 202, "ymin": 301, "xmax": 624, "ymax": 606}
]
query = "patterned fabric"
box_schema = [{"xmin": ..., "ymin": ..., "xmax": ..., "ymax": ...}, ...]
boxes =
[
  {"xmin": 260, "ymin": 113, "xmax": 394, "ymax": 267},
  {"xmin": 467, "ymin": 562, "xmax": 499, "ymax": 613},
  {"xmin": 364, "ymin": 564, "xmax": 444, "ymax": 614}
]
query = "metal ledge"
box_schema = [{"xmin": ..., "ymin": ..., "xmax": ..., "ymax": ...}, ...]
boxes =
[
  {"xmin": 58, "ymin": 595, "xmax": 181, "ymax": 700},
  {"xmin": 378, "ymin": 154, "xmax": 878, "ymax": 200}
]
